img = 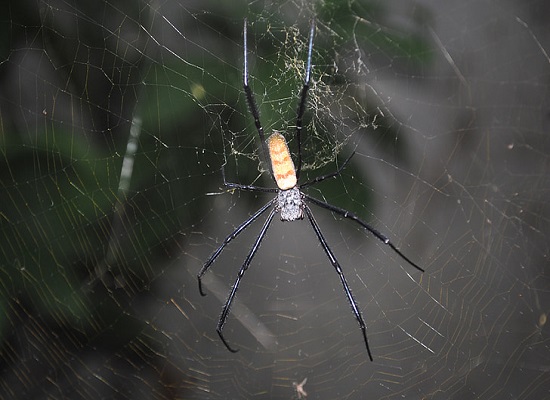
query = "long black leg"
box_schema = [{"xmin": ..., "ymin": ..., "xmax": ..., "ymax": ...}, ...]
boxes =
[
  {"xmin": 221, "ymin": 166, "xmax": 277, "ymax": 193},
  {"xmin": 304, "ymin": 195, "xmax": 425, "ymax": 273},
  {"xmin": 295, "ymin": 20, "xmax": 315, "ymax": 181},
  {"xmin": 303, "ymin": 205, "xmax": 373, "ymax": 361},
  {"xmin": 198, "ymin": 199, "xmax": 276, "ymax": 296},
  {"xmin": 243, "ymin": 19, "xmax": 274, "ymax": 181},
  {"xmin": 224, "ymin": 181, "xmax": 277, "ymax": 193},
  {"xmin": 217, "ymin": 207, "xmax": 277, "ymax": 352},
  {"xmin": 300, "ymin": 151, "xmax": 355, "ymax": 189}
]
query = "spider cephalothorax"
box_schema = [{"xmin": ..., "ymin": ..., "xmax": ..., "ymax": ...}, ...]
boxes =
[
  {"xmin": 197, "ymin": 19, "xmax": 424, "ymax": 361},
  {"xmin": 276, "ymin": 187, "xmax": 304, "ymax": 221}
]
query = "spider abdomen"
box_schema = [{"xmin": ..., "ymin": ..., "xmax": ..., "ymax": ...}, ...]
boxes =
[
  {"xmin": 277, "ymin": 187, "xmax": 304, "ymax": 221},
  {"xmin": 268, "ymin": 132, "xmax": 297, "ymax": 190}
]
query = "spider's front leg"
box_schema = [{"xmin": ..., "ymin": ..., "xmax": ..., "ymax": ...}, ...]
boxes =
[
  {"xmin": 303, "ymin": 205, "xmax": 374, "ymax": 361},
  {"xmin": 216, "ymin": 207, "xmax": 277, "ymax": 352},
  {"xmin": 197, "ymin": 199, "xmax": 275, "ymax": 296},
  {"xmin": 304, "ymin": 194, "xmax": 425, "ymax": 273}
]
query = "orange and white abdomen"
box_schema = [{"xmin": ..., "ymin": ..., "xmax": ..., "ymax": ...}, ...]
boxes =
[{"xmin": 267, "ymin": 132, "xmax": 297, "ymax": 190}]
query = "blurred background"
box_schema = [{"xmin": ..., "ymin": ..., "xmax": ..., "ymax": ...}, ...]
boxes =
[{"xmin": 1, "ymin": 0, "xmax": 549, "ymax": 398}]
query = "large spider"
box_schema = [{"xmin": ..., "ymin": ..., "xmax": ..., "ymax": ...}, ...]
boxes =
[{"xmin": 198, "ymin": 19, "xmax": 424, "ymax": 361}]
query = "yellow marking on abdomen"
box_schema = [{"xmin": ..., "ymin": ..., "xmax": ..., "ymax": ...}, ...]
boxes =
[{"xmin": 267, "ymin": 132, "xmax": 297, "ymax": 190}]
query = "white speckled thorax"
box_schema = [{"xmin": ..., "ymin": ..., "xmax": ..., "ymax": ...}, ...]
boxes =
[{"xmin": 277, "ymin": 187, "xmax": 304, "ymax": 221}]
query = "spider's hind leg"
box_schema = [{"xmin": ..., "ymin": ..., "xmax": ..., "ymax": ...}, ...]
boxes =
[{"xmin": 294, "ymin": 19, "xmax": 315, "ymax": 181}]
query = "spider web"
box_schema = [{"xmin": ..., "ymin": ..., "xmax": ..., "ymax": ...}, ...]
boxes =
[{"xmin": 1, "ymin": 0, "xmax": 549, "ymax": 399}]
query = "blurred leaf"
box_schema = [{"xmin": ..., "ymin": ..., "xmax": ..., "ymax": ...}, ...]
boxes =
[{"xmin": 0, "ymin": 128, "xmax": 117, "ymax": 324}]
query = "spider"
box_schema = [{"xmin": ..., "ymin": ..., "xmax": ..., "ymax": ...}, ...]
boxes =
[{"xmin": 197, "ymin": 19, "xmax": 424, "ymax": 361}]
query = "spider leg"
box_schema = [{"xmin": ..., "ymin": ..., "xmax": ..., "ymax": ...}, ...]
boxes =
[
  {"xmin": 224, "ymin": 181, "xmax": 277, "ymax": 193},
  {"xmin": 221, "ymin": 166, "xmax": 277, "ymax": 193},
  {"xmin": 243, "ymin": 19, "xmax": 274, "ymax": 181},
  {"xmin": 304, "ymin": 194, "xmax": 425, "ymax": 273},
  {"xmin": 294, "ymin": 20, "xmax": 315, "ymax": 181},
  {"xmin": 300, "ymin": 151, "xmax": 355, "ymax": 189},
  {"xmin": 303, "ymin": 205, "xmax": 373, "ymax": 361},
  {"xmin": 217, "ymin": 207, "xmax": 277, "ymax": 353},
  {"xmin": 198, "ymin": 199, "xmax": 276, "ymax": 296}
]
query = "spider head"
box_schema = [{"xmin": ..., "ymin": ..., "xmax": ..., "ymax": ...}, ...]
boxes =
[{"xmin": 277, "ymin": 187, "xmax": 304, "ymax": 221}]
